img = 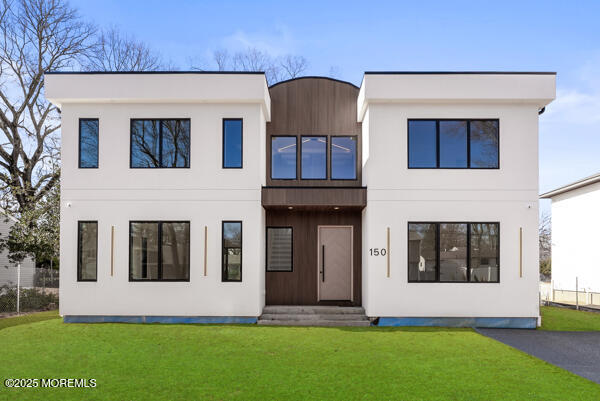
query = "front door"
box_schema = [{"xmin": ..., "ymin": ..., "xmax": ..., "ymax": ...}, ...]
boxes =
[{"xmin": 318, "ymin": 226, "xmax": 353, "ymax": 301}]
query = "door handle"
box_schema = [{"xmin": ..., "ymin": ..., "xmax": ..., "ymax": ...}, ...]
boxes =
[{"xmin": 321, "ymin": 245, "xmax": 325, "ymax": 282}]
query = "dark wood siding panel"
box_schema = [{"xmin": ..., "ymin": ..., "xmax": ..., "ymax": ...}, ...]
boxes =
[
  {"xmin": 267, "ymin": 77, "xmax": 362, "ymax": 187},
  {"xmin": 262, "ymin": 187, "xmax": 366, "ymax": 209},
  {"xmin": 265, "ymin": 210, "xmax": 362, "ymax": 305}
]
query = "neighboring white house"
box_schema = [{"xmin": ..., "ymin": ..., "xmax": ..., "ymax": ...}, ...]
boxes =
[
  {"xmin": 541, "ymin": 173, "xmax": 600, "ymax": 294},
  {"xmin": 0, "ymin": 214, "xmax": 36, "ymax": 287},
  {"xmin": 45, "ymin": 71, "xmax": 556, "ymax": 327}
]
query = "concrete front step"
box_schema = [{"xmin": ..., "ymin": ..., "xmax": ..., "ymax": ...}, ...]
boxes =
[
  {"xmin": 262, "ymin": 305, "xmax": 365, "ymax": 315},
  {"xmin": 260, "ymin": 313, "xmax": 369, "ymax": 321},
  {"xmin": 258, "ymin": 319, "xmax": 371, "ymax": 327}
]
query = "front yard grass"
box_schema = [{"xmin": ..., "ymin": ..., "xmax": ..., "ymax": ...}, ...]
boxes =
[
  {"xmin": 540, "ymin": 305, "xmax": 600, "ymax": 331},
  {"xmin": 1, "ymin": 318, "xmax": 599, "ymax": 400}
]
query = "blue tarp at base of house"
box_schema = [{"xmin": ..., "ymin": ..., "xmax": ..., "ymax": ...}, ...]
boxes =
[
  {"xmin": 376, "ymin": 317, "xmax": 537, "ymax": 329},
  {"xmin": 63, "ymin": 316, "xmax": 258, "ymax": 324}
]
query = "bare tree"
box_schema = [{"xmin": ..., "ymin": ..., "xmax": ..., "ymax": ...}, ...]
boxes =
[
  {"xmin": 199, "ymin": 47, "xmax": 309, "ymax": 85},
  {"xmin": 539, "ymin": 212, "xmax": 552, "ymax": 278},
  {"xmin": 0, "ymin": 0, "xmax": 95, "ymax": 214},
  {"xmin": 280, "ymin": 55, "xmax": 308, "ymax": 79},
  {"xmin": 85, "ymin": 26, "xmax": 163, "ymax": 71}
]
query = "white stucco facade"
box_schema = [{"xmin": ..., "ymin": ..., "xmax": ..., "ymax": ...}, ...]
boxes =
[
  {"xmin": 543, "ymin": 180, "xmax": 600, "ymax": 293},
  {"xmin": 46, "ymin": 71, "xmax": 555, "ymax": 324}
]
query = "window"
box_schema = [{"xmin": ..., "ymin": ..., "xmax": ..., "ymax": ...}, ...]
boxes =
[
  {"xmin": 266, "ymin": 227, "xmax": 293, "ymax": 272},
  {"xmin": 331, "ymin": 136, "xmax": 357, "ymax": 180},
  {"xmin": 129, "ymin": 221, "xmax": 190, "ymax": 281},
  {"xmin": 408, "ymin": 119, "xmax": 499, "ymax": 169},
  {"xmin": 79, "ymin": 119, "xmax": 99, "ymax": 168},
  {"xmin": 223, "ymin": 119, "xmax": 242, "ymax": 168},
  {"xmin": 408, "ymin": 222, "xmax": 499, "ymax": 283},
  {"xmin": 271, "ymin": 137, "xmax": 297, "ymax": 179},
  {"xmin": 130, "ymin": 119, "xmax": 190, "ymax": 168},
  {"xmin": 301, "ymin": 136, "xmax": 327, "ymax": 179},
  {"xmin": 222, "ymin": 221, "xmax": 242, "ymax": 281},
  {"xmin": 77, "ymin": 221, "xmax": 98, "ymax": 281}
]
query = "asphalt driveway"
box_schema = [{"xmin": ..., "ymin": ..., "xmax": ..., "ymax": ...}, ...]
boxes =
[{"xmin": 477, "ymin": 329, "xmax": 600, "ymax": 384}]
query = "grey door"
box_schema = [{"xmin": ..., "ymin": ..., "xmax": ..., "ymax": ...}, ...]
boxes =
[{"xmin": 318, "ymin": 226, "xmax": 352, "ymax": 301}]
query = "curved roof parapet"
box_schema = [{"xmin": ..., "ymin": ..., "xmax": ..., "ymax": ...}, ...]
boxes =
[{"xmin": 269, "ymin": 76, "xmax": 359, "ymax": 89}]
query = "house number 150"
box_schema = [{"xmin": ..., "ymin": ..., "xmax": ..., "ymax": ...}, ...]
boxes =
[{"xmin": 369, "ymin": 248, "xmax": 387, "ymax": 256}]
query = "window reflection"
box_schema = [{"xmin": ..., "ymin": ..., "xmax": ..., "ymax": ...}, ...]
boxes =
[
  {"xmin": 78, "ymin": 221, "xmax": 97, "ymax": 281},
  {"xmin": 223, "ymin": 119, "xmax": 242, "ymax": 168},
  {"xmin": 271, "ymin": 137, "xmax": 297, "ymax": 179},
  {"xmin": 408, "ymin": 223, "xmax": 437, "ymax": 281},
  {"xmin": 331, "ymin": 137, "xmax": 357, "ymax": 179},
  {"xmin": 439, "ymin": 223, "xmax": 468, "ymax": 282},
  {"xmin": 131, "ymin": 119, "xmax": 190, "ymax": 168},
  {"xmin": 408, "ymin": 121, "xmax": 437, "ymax": 168},
  {"xmin": 470, "ymin": 120, "xmax": 499, "ymax": 168},
  {"xmin": 301, "ymin": 136, "xmax": 327, "ymax": 179},
  {"xmin": 79, "ymin": 119, "xmax": 99, "ymax": 168},
  {"xmin": 470, "ymin": 223, "xmax": 499, "ymax": 282},
  {"xmin": 439, "ymin": 121, "xmax": 467, "ymax": 168},
  {"xmin": 223, "ymin": 222, "xmax": 242, "ymax": 281}
]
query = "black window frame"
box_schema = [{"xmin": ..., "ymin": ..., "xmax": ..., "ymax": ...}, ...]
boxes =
[
  {"xmin": 266, "ymin": 226, "xmax": 294, "ymax": 272},
  {"xmin": 300, "ymin": 135, "xmax": 328, "ymax": 180},
  {"xmin": 129, "ymin": 118, "xmax": 191, "ymax": 169},
  {"xmin": 78, "ymin": 118, "xmax": 99, "ymax": 169},
  {"xmin": 128, "ymin": 220, "xmax": 191, "ymax": 282},
  {"xmin": 222, "ymin": 220, "xmax": 243, "ymax": 282},
  {"xmin": 77, "ymin": 220, "xmax": 98, "ymax": 282},
  {"xmin": 222, "ymin": 118, "xmax": 243, "ymax": 169},
  {"xmin": 407, "ymin": 221, "xmax": 500, "ymax": 283},
  {"xmin": 407, "ymin": 119, "xmax": 499, "ymax": 170},
  {"xmin": 330, "ymin": 135, "xmax": 359, "ymax": 181},
  {"xmin": 270, "ymin": 135, "xmax": 298, "ymax": 180}
]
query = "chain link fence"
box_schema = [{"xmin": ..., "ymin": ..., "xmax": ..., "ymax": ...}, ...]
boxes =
[{"xmin": 0, "ymin": 265, "xmax": 59, "ymax": 316}]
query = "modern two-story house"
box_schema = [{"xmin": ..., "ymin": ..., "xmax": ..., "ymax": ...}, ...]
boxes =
[{"xmin": 45, "ymin": 71, "xmax": 555, "ymax": 327}]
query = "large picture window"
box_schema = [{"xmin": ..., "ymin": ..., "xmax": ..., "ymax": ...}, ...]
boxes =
[
  {"xmin": 266, "ymin": 227, "xmax": 293, "ymax": 272},
  {"xmin": 408, "ymin": 222, "xmax": 499, "ymax": 283},
  {"xmin": 130, "ymin": 119, "xmax": 190, "ymax": 168},
  {"xmin": 129, "ymin": 221, "xmax": 190, "ymax": 281},
  {"xmin": 271, "ymin": 137, "xmax": 297, "ymax": 179},
  {"xmin": 223, "ymin": 119, "xmax": 242, "ymax": 168},
  {"xmin": 408, "ymin": 119, "xmax": 499, "ymax": 169},
  {"xmin": 79, "ymin": 119, "xmax": 99, "ymax": 168},
  {"xmin": 222, "ymin": 221, "xmax": 242, "ymax": 282},
  {"xmin": 78, "ymin": 221, "xmax": 98, "ymax": 281}
]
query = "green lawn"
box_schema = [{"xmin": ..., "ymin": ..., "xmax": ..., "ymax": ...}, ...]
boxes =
[
  {"xmin": 540, "ymin": 306, "xmax": 600, "ymax": 331},
  {"xmin": 1, "ymin": 316, "xmax": 599, "ymax": 400},
  {"xmin": 0, "ymin": 310, "xmax": 59, "ymax": 331}
]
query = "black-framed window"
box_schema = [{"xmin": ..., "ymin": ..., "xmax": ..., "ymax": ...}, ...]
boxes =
[
  {"xmin": 79, "ymin": 119, "xmax": 99, "ymax": 168},
  {"xmin": 129, "ymin": 221, "xmax": 190, "ymax": 281},
  {"xmin": 222, "ymin": 221, "xmax": 242, "ymax": 282},
  {"xmin": 331, "ymin": 136, "xmax": 357, "ymax": 180},
  {"xmin": 77, "ymin": 221, "xmax": 98, "ymax": 281},
  {"xmin": 130, "ymin": 119, "xmax": 190, "ymax": 168},
  {"xmin": 408, "ymin": 119, "xmax": 499, "ymax": 169},
  {"xmin": 223, "ymin": 119, "xmax": 242, "ymax": 168},
  {"xmin": 266, "ymin": 227, "xmax": 293, "ymax": 272},
  {"xmin": 271, "ymin": 136, "xmax": 297, "ymax": 179},
  {"xmin": 408, "ymin": 222, "xmax": 499, "ymax": 283},
  {"xmin": 301, "ymin": 136, "xmax": 327, "ymax": 179}
]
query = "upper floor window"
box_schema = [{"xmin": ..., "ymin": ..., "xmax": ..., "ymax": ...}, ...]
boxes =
[
  {"xmin": 223, "ymin": 119, "xmax": 242, "ymax": 168},
  {"xmin": 129, "ymin": 221, "xmax": 190, "ymax": 281},
  {"xmin": 79, "ymin": 119, "xmax": 99, "ymax": 168},
  {"xmin": 331, "ymin": 136, "xmax": 357, "ymax": 180},
  {"xmin": 271, "ymin": 136, "xmax": 297, "ymax": 179},
  {"xmin": 408, "ymin": 119, "xmax": 499, "ymax": 169},
  {"xmin": 130, "ymin": 119, "xmax": 190, "ymax": 168},
  {"xmin": 301, "ymin": 136, "xmax": 327, "ymax": 179},
  {"xmin": 408, "ymin": 222, "xmax": 499, "ymax": 283}
]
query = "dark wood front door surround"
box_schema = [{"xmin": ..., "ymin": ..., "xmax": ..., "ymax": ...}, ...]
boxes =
[{"xmin": 263, "ymin": 77, "xmax": 365, "ymax": 306}]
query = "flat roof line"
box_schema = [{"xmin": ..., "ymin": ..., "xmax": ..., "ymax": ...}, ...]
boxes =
[
  {"xmin": 364, "ymin": 71, "xmax": 557, "ymax": 75},
  {"xmin": 45, "ymin": 70, "xmax": 266, "ymax": 75}
]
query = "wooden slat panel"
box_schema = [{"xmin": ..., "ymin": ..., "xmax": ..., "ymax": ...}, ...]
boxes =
[{"xmin": 262, "ymin": 187, "xmax": 366, "ymax": 209}]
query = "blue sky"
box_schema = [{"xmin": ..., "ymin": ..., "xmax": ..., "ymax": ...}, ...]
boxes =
[{"xmin": 71, "ymin": 0, "xmax": 600, "ymax": 213}]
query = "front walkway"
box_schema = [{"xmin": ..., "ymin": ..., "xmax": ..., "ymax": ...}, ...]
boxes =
[{"xmin": 477, "ymin": 328, "xmax": 600, "ymax": 384}]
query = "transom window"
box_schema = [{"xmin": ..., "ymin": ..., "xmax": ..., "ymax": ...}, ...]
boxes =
[
  {"xmin": 408, "ymin": 222, "xmax": 499, "ymax": 283},
  {"xmin": 408, "ymin": 119, "xmax": 499, "ymax": 169},
  {"xmin": 130, "ymin": 119, "xmax": 190, "ymax": 168}
]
